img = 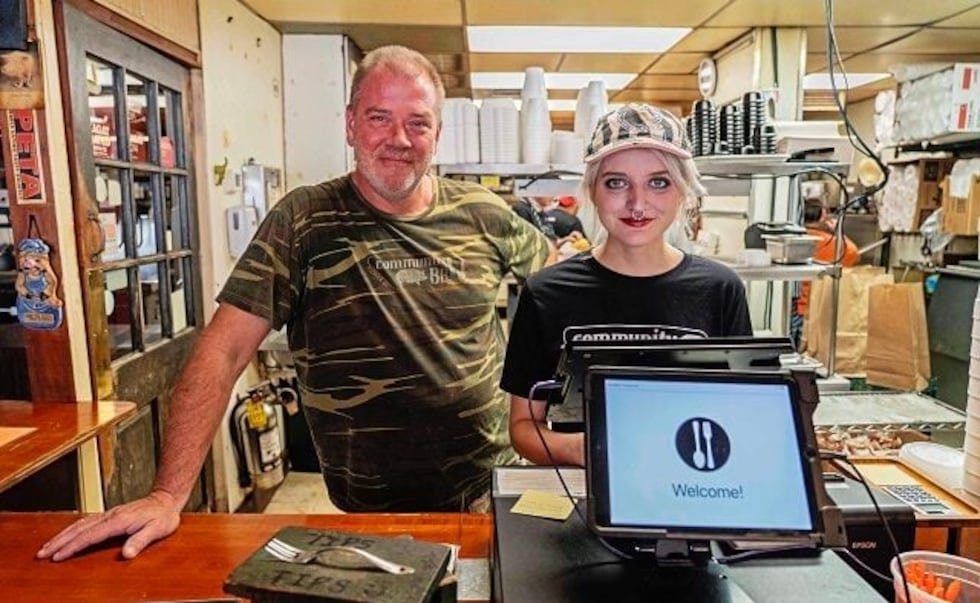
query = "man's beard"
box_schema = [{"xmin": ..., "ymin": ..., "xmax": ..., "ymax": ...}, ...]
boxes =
[{"xmin": 354, "ymin": 147, "xmax": 431, "ymax": 201}]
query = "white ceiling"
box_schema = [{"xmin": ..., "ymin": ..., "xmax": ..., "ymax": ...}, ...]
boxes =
[{"xmin": 243, "ymin": 0, "xmax": 980, "ymax": 121}]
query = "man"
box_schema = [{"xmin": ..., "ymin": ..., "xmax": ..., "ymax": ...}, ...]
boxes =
[
  {"xmin": 38, "ymin": 45, "xmax": 549, "ymax": 561},
  {"xmin": 514, "ymin": 195, "xmax": 586, "ymax": 248},
  {"xmin": 795, "ymin": 196, "xmax": 859, "ymax": 318}
]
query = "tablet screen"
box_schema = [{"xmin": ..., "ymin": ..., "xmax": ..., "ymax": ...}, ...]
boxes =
[{"xmin": 587, "ymin": 369, "xmax": 819, "ymax": 539}]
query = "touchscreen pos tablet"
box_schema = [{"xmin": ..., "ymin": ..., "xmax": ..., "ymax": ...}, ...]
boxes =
[
  {"xmin": 584, "ymin": 367, "xmax": 828, "ymax": 546},
  {"xmin": 547, "ymin": 327, "xmax": 793, "ymax": 427}
]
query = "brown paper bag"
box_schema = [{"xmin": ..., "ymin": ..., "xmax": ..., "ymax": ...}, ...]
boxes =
[
  {"xmin": 865, "ymin": 283, "xmax": 931, "ymax": 391},
  {"xmin": 803, "ymin": 266, "xmax": 893, "ymax": 376}
]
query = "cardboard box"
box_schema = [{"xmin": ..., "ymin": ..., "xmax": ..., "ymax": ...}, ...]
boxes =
[
  {"xmin": 942, "ymin": 174, "xmax": 980, "ymax": 235},
  {"xmin": 914, "ymin": 158, "xmax": 955, "ymax": 227},
  {"xmin": 950, "ymin": 63, "xmax": 980, "ymax": 133}
]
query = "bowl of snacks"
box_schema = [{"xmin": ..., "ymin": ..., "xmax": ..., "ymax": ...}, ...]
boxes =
[{"xmin": 890, "ymin": 551, "xmax": 979, "ymax": 602}]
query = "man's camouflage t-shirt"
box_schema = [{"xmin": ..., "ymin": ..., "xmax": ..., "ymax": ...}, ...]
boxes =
[{"xmin": 218, "ymin": 175, "xmax": 549, "ymax": 511}]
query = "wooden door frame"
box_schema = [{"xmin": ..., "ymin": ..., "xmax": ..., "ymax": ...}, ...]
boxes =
[{"xmin": 54, "ymin": 0, "xmax": 211, "ymax": 509}]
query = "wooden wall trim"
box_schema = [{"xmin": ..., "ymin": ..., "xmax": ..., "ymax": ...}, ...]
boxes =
[
  {"xmin": 1, "ymin": 109, "xmax": 78, "ymax": 401},
  {"xmin": 63, "ymin": 0, "xmax": 201, "ymax": 68}
]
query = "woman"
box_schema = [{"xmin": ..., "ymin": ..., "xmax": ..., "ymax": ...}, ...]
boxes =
[{"xmin": 501, "ymin": 103, "xmax": 752, "ymax": 467}]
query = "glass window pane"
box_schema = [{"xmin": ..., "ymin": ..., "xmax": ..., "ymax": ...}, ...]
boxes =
[
  {"xmin": 169, "ymin": 258, "xmax": 187, "ymax": 332},
  {"xmin": 87, "ymin": 57, "xmax": 119, "ymax": 160},
  {"xmin": 159, "ymin": 87, "xmax": 176, "ymax": 168},
  {"xmin": 95, "ymin": 167, "xmax": 125, "ymax": 262},
  {"xmin": 126, "ymin": 73, "xmax": 149, "ymax": 163},
  {"xmin": 133, "ymin": 171, "xmax": 158, "ymax": 257},
  {"xmin": 163, "ymin": 176, "xmax": 185, "ymax": 251},
  {"xmin": 182, "ymin": 256, "xmax": 196, "ymax": 328},
  {"xmin": 140, "ymin": 262, "xmax": 163, "ymax": 346},
  {"xmin": 105, "ymin": 268, "xmax": 133, "ymax": 360}
]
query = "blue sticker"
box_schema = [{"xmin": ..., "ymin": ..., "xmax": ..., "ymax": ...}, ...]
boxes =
[{"xmin": 14, "ymin": 237, "xmax": 63, "ymax": 330}]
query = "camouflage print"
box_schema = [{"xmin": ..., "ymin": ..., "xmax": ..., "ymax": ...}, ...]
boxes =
[{"xmin": 218, "ymin": 175, "xmax": 549, "ymax": 511}]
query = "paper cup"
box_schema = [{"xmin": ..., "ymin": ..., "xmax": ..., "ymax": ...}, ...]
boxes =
[{"xmin": 965, "ymin": 466, "xmax": 980, "ymax": 496}]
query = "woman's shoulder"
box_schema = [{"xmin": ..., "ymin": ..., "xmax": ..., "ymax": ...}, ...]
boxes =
[{"xmin": 684, "ymin": 255, "xmax": 742, "ymax": 280}]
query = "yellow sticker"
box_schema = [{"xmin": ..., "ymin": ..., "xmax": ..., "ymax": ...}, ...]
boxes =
[
  {"xmin": 479, "ymin": 175, "xmax": 501, "ymax": 189},
  {"xmin": 509, "ymin": 490, "xmax": 576, "ymax": 521},
  {"xmin": 246, "ymin": 400, "xmax": 267, "ymax": 430}
]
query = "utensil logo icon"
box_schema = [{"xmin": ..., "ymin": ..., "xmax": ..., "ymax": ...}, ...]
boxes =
[{"xmin": 675, "ymin": 418, "xmax": 730, "ymax": 472}]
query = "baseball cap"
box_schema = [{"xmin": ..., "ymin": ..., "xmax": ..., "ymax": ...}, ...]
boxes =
[
  {"xmin": 584, "ymin": 103, "xmax": 692, "ymax": 164},
  {"xmin": 556, "ymin": 196, "xmax": 577, "ymax": 208}
]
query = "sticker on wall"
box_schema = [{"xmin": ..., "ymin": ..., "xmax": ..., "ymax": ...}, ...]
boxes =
[
  {"xmin": 0, "ymin": 42, "xmax": 43, "ymax": 110},
  {"xmin": 4, "ymin": 108, "xmax": 45, "ymax": 204},
  {"xmin": 14, "ymin": 218, "xmax": 62, "ymax": 330}
]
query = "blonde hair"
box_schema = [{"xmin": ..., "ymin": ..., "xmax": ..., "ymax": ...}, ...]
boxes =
[
  {"xmin": 580, "ymin": 149, "xmax": 706, "ymax": 245},
  {"xmin": 349, "ymin": 46, "xmax": 446, "ymax": 115}
]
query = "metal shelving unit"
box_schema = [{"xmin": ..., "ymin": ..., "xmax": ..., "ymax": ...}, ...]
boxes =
[
  {"xmin": 696, "ymin": 155, "xmax": 851, "ymax": 375},
  {"xmin": 814, "ymin": 391, "xmax": 966, "ymax": 434},
  {"xmin": 435, "ymin": 163, "xmax": 585, "ymax": 196},
  {"xmin": 726, "ymin": 262, "xmax": 835, "ymax": 281},
  {"xmin": 695, "ymin": 156, "xmax": 851, "ymax": 196}
]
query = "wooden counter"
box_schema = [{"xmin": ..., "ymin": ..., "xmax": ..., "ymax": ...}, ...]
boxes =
[
  {"xmin": 0, "ymin": 400, "xmax": 136, "ymax": 492},
  {"xmin": 0, "ymin": 512, "xmax": 492, "ymax": 602},
  {"xmin": 850, "ymin": 457, "xmax": 980, "ymax": 559}
]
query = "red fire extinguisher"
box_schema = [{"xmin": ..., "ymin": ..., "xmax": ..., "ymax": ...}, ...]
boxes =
[{"xmin": 231, "ymin": 388, "xmax": 285, "ymax": 490}]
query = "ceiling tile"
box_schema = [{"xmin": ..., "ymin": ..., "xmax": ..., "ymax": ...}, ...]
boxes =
[
  {"xmin": 933, "ymin": 5, "xmax": 980, "ymax": 26},
  {"xmin": 612, "ymin": 88, "xmax": 702, "ymax": 102},
  {"xmin": 279, "ymin": 24, "xmax": 465, "ymax": 54},
  {"xmin": 425, "ymin": 53, "xmax": 466, "ymax": 73},
  {"xmin": 557, "ymin": 53, "xmax": 660, "ymax": 73},
  {"xmin": 463, "ymin": 0, "xmax": 729, "ymax": 26},
  {"xmin": 645, "ymin": 53, "xmax": 709, "ymax": 74},
  {"xmin": 670, "ymin": 27, "xmax": 751, "ymax": 52},
  {"xmin": 870, "ymin": 27, "xmax": 980, "ymax": 54},
  {"xmin": 707, "ymin": 0, "xmax": 978, "ymax": 27},
  {"xmin": 629, "ymin": 74, "xmax": 700, "ymax": 89},
  {"xmin": 445, "ymin": 87, "xmax": 473, "ymax": 99},
  {"xmin": 246, "ymin": 0, "xmax": 463, "ymax": 25},
  {"xmin": 805, "ymin": 26, "xmax": 918, "ymax": 54},
  {"xmin": 808, "ymin": 52, "xmax": 980, "ymax": 74},
  {"xmin": 468, "ymin": 53, "xmax": 562, "ymax": 72}
]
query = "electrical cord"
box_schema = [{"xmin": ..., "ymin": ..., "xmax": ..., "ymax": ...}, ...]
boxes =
[
  {"xmin": 820, "ymin": 450, "xmax": 912, "ymax": 603},
  {"xmin": 822, "ymin": 0, "xmax": 892, "ymax": 267},
  {"xmin": 526, "ymin": 379, "xmax": 586, "ymax": 526},
  {"xmin": 525, "ymin": 379, "xmax": 636, "ymax": 560},
  {"xmin": 716, "ymin": 543, "xmax": 817, "ymax": 564},
  {"xmin": 834, "ymin": 547, "xmax": 893, "ymax": 584}
]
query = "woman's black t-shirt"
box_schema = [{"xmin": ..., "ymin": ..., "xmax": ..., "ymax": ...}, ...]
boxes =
[{"xmin": 500, "ymin": 252, "xmax": 753, "ymax": 399}]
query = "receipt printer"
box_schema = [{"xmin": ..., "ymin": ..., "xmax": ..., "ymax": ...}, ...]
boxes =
[{"xmin": 825, "ymin": 474, "xmax": 915, "ymax": 598}]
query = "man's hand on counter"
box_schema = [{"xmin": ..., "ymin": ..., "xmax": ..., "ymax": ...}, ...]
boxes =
[{"xmin": 36, "ymin": 490, "xmax": 182, "ymax": 561}]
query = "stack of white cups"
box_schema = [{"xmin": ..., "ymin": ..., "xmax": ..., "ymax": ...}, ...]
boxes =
[
  {"xmin": 435, "ymin": 99, "xmax": 480, "ymax": 165},
  {"xmin": 520, "ymin": 67, "xmax": 551, "ymax": 165},
  {"xmin": 574, "ymin": 80, "xmax": 608, "ymax": 154},
  {"xmin": 965, "ymin": 291, "xmax": 980, "ymax": 496},
  {"xmin": 478, "ymin": 98, "xmax": 520, "ymax": 164},
  {"xmin": 550, "ymin": 131, "xmax": 583, "ymax": 165}
]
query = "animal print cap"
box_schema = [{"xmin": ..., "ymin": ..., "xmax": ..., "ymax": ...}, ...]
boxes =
[{"xmin": 584, "ymin": 103, "xmax": 692, "ymax": 163}]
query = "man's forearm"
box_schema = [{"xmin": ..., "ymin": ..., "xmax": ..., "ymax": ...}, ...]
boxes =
[
  {"xmin": 151, "ymin": 345, "xmax": 239, "ymax": 507},
  {"xmin": 152, "ymin": 305, "xmax": 270, "ymax": 507}
]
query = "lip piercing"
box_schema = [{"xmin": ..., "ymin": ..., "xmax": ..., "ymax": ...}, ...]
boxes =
[{"xmin": 631, "ymin": 209, "xmax": 645, "ymax": 220}]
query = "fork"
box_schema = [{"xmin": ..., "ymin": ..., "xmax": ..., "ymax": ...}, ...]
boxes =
[{"xmin": 263, "ymin": 537, "xmax": 415, "ymax": 575}]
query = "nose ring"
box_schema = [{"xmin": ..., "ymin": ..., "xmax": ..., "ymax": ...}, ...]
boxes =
[{"xmin": 631, "ymin": 209, "xmax": 645, "ymax": 220}]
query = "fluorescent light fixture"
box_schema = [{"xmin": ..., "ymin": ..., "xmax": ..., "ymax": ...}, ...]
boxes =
[
  {"xmin": 470, "ymin": 72, "xmax": 636, "ymax": 90},
  {"xmin": 472, "ymin": 98, "xmax": 623, "ymax": 112},
  {"xmin": 467, "ymin": 26, "xmax": 690, "ymax": 53},
  {"xmin": 803, "ymin": 72, "xmax": 890, "ymax": 90}
]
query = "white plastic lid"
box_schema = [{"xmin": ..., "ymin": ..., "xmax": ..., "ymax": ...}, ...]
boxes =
[{"xmin": 899, "ymin": 442, "xmax": 964, "ymax": 491}]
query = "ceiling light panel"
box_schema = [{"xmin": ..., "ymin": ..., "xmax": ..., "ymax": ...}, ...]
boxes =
[
  {"xmin": 467, "ymin": 26, "xmax": 691, "ymax": 53},
  {"xmin": 802, "ymin": 73, "xmax": 891, "ymax": 90},
  {"xmin": 470, "ymin": 72, "xmax": 637, "ymax": 90}
]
